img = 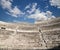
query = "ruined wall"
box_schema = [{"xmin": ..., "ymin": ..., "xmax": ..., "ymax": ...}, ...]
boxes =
[
  {"xmin": 0, "ymin": 22, "xmax": 46, "ymax": 49},
  {"xmin": 0, "ymin": 18, "xmax": 60, "ymax": 49},
  {"xmin": 35, "ymin": 17, "xmax": 60, "ymax": 49}
]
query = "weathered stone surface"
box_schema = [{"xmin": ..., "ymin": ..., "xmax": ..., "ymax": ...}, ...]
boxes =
[{"xmin": 0, "ymin": 17, "xmax": 60, "ymax": 49}]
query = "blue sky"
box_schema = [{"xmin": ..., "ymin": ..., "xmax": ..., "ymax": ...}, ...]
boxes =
[{"xmin": 0, "ymin": 0, "xmax": 60, "ymax": 23}]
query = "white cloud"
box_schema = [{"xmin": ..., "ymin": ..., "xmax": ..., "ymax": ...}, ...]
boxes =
[
  {"xmin": 50, "ymin": 0, "xmax": 60, "ymax": 8},
  {"xmin": 0, "ymin": 0, "xmax": 56, "ymax": 21},
  {"xmin": 8, "ymin": 6, "xmax": 24, "ymax": 17},
  {"xmin": 45, "ymin": 5, "xmax": 49, "ymax": 8},
  {"xmin": 13, "ymin": 20, "xmax": 20, "ymax": 23},
  {"xmin": 25, "ymin": 3, "xmax": 55, "ymax": 20},
  {"xmin": 25, "ymin": 4, "xmax": 31, "ymax": 9},
  {"xmin": 46, "ymin": 11, "xmax": 55, "ymax": 18},
  {"xmin": 25, "ymin": 3, "xmax": 37, "ymax": 14},
  {"xmin": 0, "ymin": 0, "xmax": 24, "ymax": 17},
  {"xmin": 27, "ymin": 8, "xmax": 47, "ymax": 20},
  {"xmin": 0, "ymin": 0, "xmax": 12, "ymax": 9},
  {"xmin": 28, "ymin": 13, "xmax": 48, "ymax": 20}
]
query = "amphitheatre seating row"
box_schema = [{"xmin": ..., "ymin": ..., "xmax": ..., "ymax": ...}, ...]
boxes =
[
  {"xmin": 11, "ymin": 31, "xmax": 45, "ymax": 48},
  {"xmin": 0, "ymin": 29, "xmax": 45, "ymax": 49},
  {"xmin": 0, "ymin": 23, "xmax": 38, "ymax": 31},
  {"xmin": 42, "ymin": 30, "xmax": 60, "ymax": 48},
  {"xmin": 35, "ymin": 18, "xmax": 60, "ymax": 26},
  {"xmin": 39, "ymin": 23, "xmax": 60, "ymax": 30},
  {"xmin": 0, "ymin": 24, "xmax": 17, "ymax": 29},
  {"xmin": 18, "ymin": 26, "xmax": 38, "ymax": 31},
  {"xmin": 0, "ymin": 29, "xmax": 14, "ymax": 40},
  {"xmin": 47, "ymin": 18, "xmax": 60, "ymax": 24},
  {"xmin": 42, "ymin": 30, "xmax": 60, "ymax": 35}
]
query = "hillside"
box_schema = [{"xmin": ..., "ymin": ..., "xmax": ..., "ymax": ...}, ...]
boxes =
[{"xmin": 0, "ymin": 17, "xmax": 60, "ymax": 49}]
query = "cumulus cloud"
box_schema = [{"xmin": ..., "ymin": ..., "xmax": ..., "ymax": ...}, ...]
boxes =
[
  {"xmin": 0, "ymin": 0, "xmax": 12, "ymax": 9},
  {"xmin": 0, "ymin": 0, "xmax": 23, "ymax": 17},
  {"xmin": 28, "ymin": 13, "xmax": 48, "ymax": 20},
  {"xmin": 26, "ymin": 3, "xmax": 55, "ymax": 20},
  {"xmin": 25, "ymin": 3, "xmax": 37, "ymax": 14},
  {"xmin": 28, "ymin": 9, "xmax": 55, "ymax": 20},
  {"xmin": 46, "ymin": 11, "xmax": 55, "ymax": 18},
  {"xmin": 25, "ymin": 4, "xmax": 31, "ymax": 9},
  {"xmin": 0, "ymin": 0, "xmax": 56, "ymax": 21},
  {"xmin": 8, "ymin": 6, "xmax": 24, "ymax": 17},
  {"xmin": 50, "ymin": 0, "xmax": 60, "ymax": 8}
]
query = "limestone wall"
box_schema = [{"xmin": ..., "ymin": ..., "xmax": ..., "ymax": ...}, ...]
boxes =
[
  {"xmin": 35, "ymin": 17, "xmax": 60, "ymax": 49},
  {"xmin": 0, "ymin": 17, "xmax": 60, "ymax": 49}
]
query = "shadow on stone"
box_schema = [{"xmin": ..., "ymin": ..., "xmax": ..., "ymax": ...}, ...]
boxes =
[{"xmin": 47, "ymin": 45, "xmax": 60, "ymax": 50}]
